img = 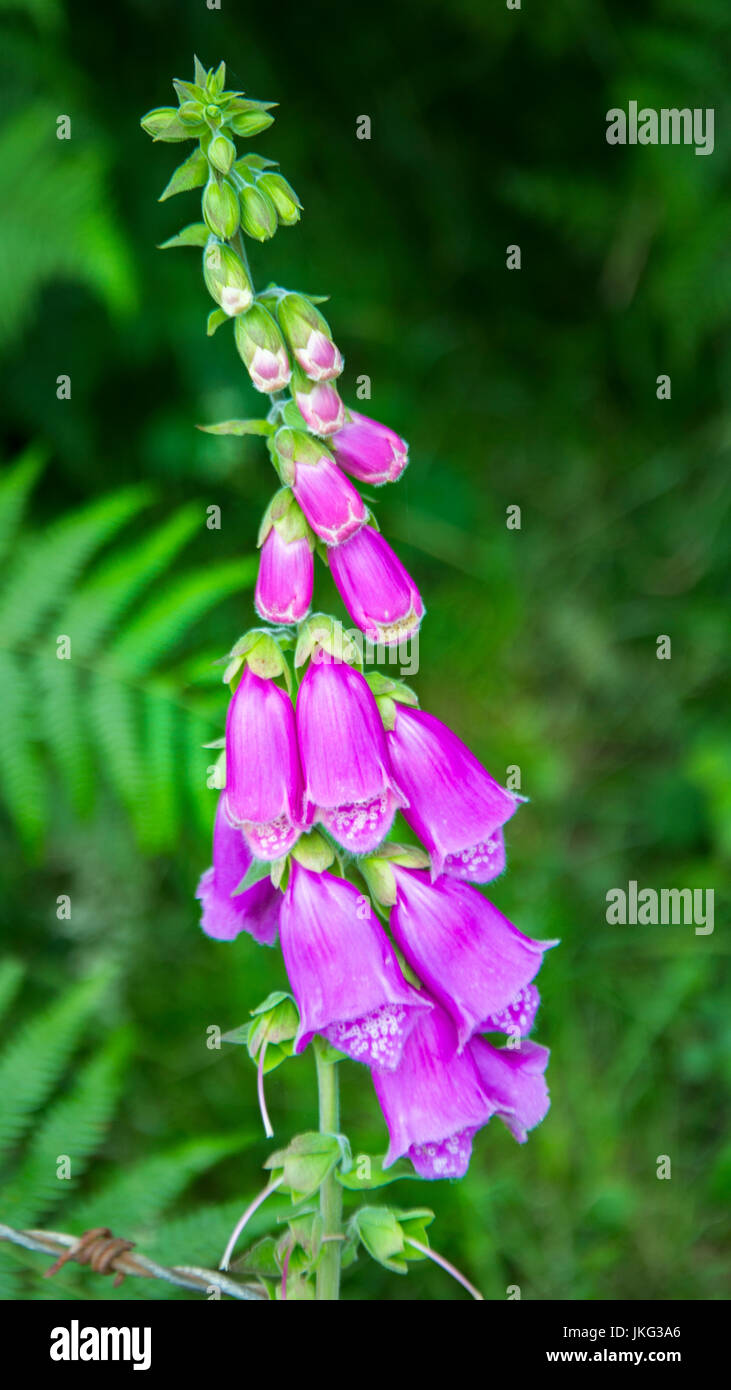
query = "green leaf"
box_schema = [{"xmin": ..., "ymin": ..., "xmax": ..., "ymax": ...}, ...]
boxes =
[
  {"xmin": 232, "ymin": 859, "xmax": 274, "ymax": 895},
  {"xmin": 158, "ymin": 222, "xmax": 209, "ymax": 250},
  {"xmin": 159, "ymin": 148, "xmax": 208, "ymax": 201},
  {"xmin": 0, "ymin": 959, "xmax": 24, "ymax": 1025},
  {"xmin": 264, "ymin": 1132, "xmax": 350, "ymax": 1203},
  {"xmin": 337, "ymin": 1154, "xmax": 422, "ymax": 1191},
  {"xmin": 196, "ymin": 418, "xmax": 274, "ymax": 436}
]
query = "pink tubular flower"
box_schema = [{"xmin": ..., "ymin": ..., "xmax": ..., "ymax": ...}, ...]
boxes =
[
  {"xmin": 482, "ymin": 984, "xmax": 541, "ymax": 1038},
  {"xmin": 331, "ymin": 411, "xmax": 408, "ymax": 485},
  {"xmin": 279, "ymin": 862, "xmax": 430, "ymax": 1069},
  {"xmin": 255, "ymin": 527, "xmax": 313, "ymax": 624},
  {"xmin": 386, "ymin": 704, "xmax": 519, "ymax": 881},
  {"xmin": 388, "ymin": 867, "xmax": 556, "ymax": 1049},
  {"xmin": 275, "ymin": 428, "xmax": 365, "ymax": 545},
  {"xmin": 196, "ymin": 796, "xmax": 280, "ymax": 945},
  {"xmin": 328, "ymin": 525, "xmax": 424, "ymax": 647},
  {"xmin": 292, "ymin": 369, "xmax": 345, "ymax": 435},
  {"xmin": 295, "ymin": 330, "xmax": 343, "ymax": 381},
  {"xmin": 469, "ymin": 1039, "xmax": 550, "ymax": 1143},
  {"xmin": 373, "ymin": 1005, "xmax": 496, "ymax": 1179},
  {"xmin": 224, "ymin": 664, "xmax": 304, "ymax": 860},
  {"xmin": 296, "ymin": 658, "xmax": 405, "ymax": 853}
]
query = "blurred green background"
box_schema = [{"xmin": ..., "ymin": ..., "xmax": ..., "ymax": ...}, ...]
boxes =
[{"xmin": 0, "ymin": 0, "xmax": 728, "ymax": 1301}]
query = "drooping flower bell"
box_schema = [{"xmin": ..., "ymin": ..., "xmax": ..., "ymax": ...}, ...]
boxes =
[
  {"xmin": 279, "ymin": 861, "xmax": 430, "ymax": 1069},
  {"xmin": 276, "ymin": 293, "xmax": 343, "ymax": 381},
  {"xmin": 255, "ymin": 489, "xmax": 313, "ymax": 625},
  {"xmin": 296, "ymin": 656, "xmax": 404, "ymax": 853},
  {"xmin": 224, "ymin": 663, "xmax": 304, "ymax": 859},
  {"xmin": 482, "ymin": 984, "xmax": 541, "ymax": 1039},
  {"xmin": 234, "ymin": 303, "xmax": 291, "ymax": 392},
  {"xmin": 332, "ymin": 411, "xmax": 408, "ymax": 485},
  {"xmin": 292, "ymin": 366, "xmax": 344, "ymax": 435},
  {"xmin": 372, "ymin": 1004, "xmax": 496, "ymax": 1179},
  {"xmin": 328, "ymin": 525, "xmax": 424, "ymax": 647},
  {"xmin": 469, "ymin": 1038, "xmax": 550, "ymax": 1143},
  {"xmin": 274, "ymin": 428, "xmax": 365, "ymax": 545},
  {"xmin": 386, "ymin": 703, "xmax": 518, "ymax": 881},
  {"xmin": 196, "ymin": 795, "xmax": 280, "ymax": 944},
  {"xmin": 387, "ymin": 867, "xmax": 555, "ymax": 1049}
]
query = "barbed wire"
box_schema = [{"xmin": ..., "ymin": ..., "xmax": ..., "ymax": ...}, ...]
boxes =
[{"xmin": 0, "ymin": 1222, "xmax": 267, "ymax": 1301}]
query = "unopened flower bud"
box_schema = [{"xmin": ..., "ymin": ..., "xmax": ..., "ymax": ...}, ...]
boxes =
[
  {"xmin": 234, "ymin": 304, "xmax": 291, "ymax": 392},
  {"xmin": 140, "ymin": 106, "xmax": 196, "ymax": 141},
  {"xmin": 277, "ymin": 294, "xmax": 343, "ymax": 382},
  {"xmin": 203, "ymin": 239, "xmax": 253, "ymax": 316},
  {"xmin": 292, "ymin": 367, "xmax": 344, "ymax": 435},
  {"xmin": 256, "ymin": 172, "xmax": 302, "ymax": 226},
  {"xmin": 273, "ymin": 427, "xmax": 365, "ymax": 544},
  {"xmin": 238, "ymin": 181, "xmax": 278, "ymax": 241},
  {"xmin": 203, "ymin": 176, "xmax": 240, "ymax": 239},
  {"xmin": 208, "ymin": 132, "xmax": 236, "ymax": 174},
  {"xmin": 178, "ymin": 100, "xmax": 205, "ymax": 125}
]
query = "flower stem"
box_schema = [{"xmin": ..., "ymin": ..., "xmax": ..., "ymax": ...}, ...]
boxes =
[{"xmin": 314, "ymin": 1039, "xmax": 342, "ymax": 1301}]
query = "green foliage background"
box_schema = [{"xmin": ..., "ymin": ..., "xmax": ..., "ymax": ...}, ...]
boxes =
[{"xmin": 0, "ymin": 0, "xmax": 728, "ymax": 1299}]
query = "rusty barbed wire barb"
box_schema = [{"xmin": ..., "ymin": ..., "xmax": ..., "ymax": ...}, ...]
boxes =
[{"xmin": 0, "ymin": 1222, "xmax": 267, "ymax": 1301}]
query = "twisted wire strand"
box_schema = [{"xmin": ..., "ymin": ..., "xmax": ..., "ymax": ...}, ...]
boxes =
[{"xmin": 0, "ymin": 1222, "xmax": 266, "ymax": 1302}]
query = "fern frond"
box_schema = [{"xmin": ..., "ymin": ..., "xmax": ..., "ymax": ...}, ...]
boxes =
[
  {"xmin": 0, "ymin": 960, "xmax": 24, "ymax": 1024},
  {"xmin": 65, "ymin": 1131, "xmax": 256, "ymax": 1236},
  {"xmin": 0, "ymin": 486, "xmax": 151, "ymax": 648},
  {"xmin": 2, "ymin": 1030, "xmax": 131, "ymax": 1227},
  {"xmin": 0, "ymin": 971, "xmax": 112, "ymax": 1163},
  {"xmin": 105, "ymin": 558, "xmax": 257, "ymax": 677},
  {"xmin": 0, "ymin": 448, "xmax": 46, "ymax": 565}
]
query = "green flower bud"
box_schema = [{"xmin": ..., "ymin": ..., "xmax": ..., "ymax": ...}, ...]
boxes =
[
  {"xmin": 228, "ymin": 108, "xmax": 275, "ymax": 138},
  {"xmin": 208, "ymin": 133, "xmax": 236, "ymax": 174},
  {"xmin": 239, "ymin": 181, "xmax": 278, "ymax": 241},
  {"xmin": 203, "ymin": 238, "xmax": 253, "ymax": 316},
  {"xmin": 256, "ymin": 172, "xmax": 302, "ymax": 226},
  {"xmin": 234, "ymin": 304, "xmax": 291, "ymax": 391},
  {"xmin": 140, "ymin": 106, "xmax": 195, "ymax": 142},
  {"xmin": 178, "ymin": 100, "xmax": 204, "ymax": 125},
  {"xmin": 202, "ymin": 177, "xmax": 240, "ymax": 239}
]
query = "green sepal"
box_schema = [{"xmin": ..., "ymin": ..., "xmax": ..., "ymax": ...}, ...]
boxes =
[
  {"xmin": 159, "ymin": 148, "xmax": 208, "ymax": 201},
  {"xmin": 351, "ymin": 1205, "xmax": 435, "ymax": 1274},
  {"xmin": 232, "ymin": 858, "xmax": 273, "ymax": 896},
  {"xmin": 337, "ymin": 1155, "xmax": 423, "ymax": 1191},
  {"xmin": 158, "ymin": 222, "xmax": 209, "ymax": 250},
  {"xmin": 193, "ymin": 56, "xmax": 209, "ymax": 88},
  {"xmin": 196, "ymin": 418, "xmax": 274, "ymax": 436},
  {"xmin": 350, "ymin": 1206, "xmax": 407, "ymax": 1273},
  {"xmin": 247, "ymin": 992, "xmax": 299, "ymax": 1074},
  {"xmin": 206, "ymin": 308, "xmax": 229, "ymax": 336},
  {"xmin": 278, "ymin": 1210, "xmax": 324, "ymax": 1265},
  {"xmin": 279, "ymin": 399, "xmax": 309, "ymax": 430},
  {"xmin": 264, "ymin": 1132, "xmax": 352, "ymax": 1203},
  {"xmin": 172, "ymin": 78, "xmax": 205, "ymax": 105},
  {"xmin": 236, "ymin": 154, "xmax": 279, "ymax": 173},
  {"xmin": 294, "ymin": 613, "xmax": 359, "ymax": 669},
  {"xmin": 290, "ymin": 829, "xmax": 335, "ymax": 873},
  {"xmin": 231, "ymin": 1235, "xmax": 280, "ymax": 1279},
  {"xmin": 398, "ymin": 1208, "xmax": 435, "ymax": 1261}
]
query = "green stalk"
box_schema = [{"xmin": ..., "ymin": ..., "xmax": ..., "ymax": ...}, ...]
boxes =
[{"xmin": 314, "ymin": 1039, "xmax": 342, "ymax": 1301}]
